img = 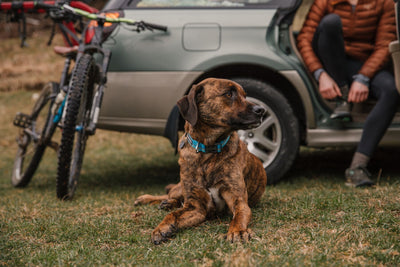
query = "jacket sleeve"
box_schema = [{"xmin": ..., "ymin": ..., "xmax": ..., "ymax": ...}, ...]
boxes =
[
  {"xmin": 296, "ymin": 0, "xmax": 328, "ymax": 74},
  {"xmin": 359, "ymin": 0, "xmax": 396, "ymax": 78}
]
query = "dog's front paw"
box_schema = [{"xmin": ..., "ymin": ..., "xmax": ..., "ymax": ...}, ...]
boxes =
[
  {"xmin": 159, "ymin": 199, "xmax": 181, "ymax": 210},
  {"xmin": 225, "ymin": 228, "xmax": 254, "ymax": 243},
  {"xmin": 151, "ymin": 224, "xmax": 177, "ymax": 245}
]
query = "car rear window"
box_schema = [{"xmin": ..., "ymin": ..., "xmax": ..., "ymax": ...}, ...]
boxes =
[{"xmin": 119, "ymin": 0, "xmax": 297, "ymax": 9}]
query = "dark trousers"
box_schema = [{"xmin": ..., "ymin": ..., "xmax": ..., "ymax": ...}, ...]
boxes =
[{"xmin": 312, "ymin": 14, "xmax": 400, "ymax": 157}]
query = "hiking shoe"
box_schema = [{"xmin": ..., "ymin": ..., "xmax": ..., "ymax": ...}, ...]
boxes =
[
  {"xmin": 345, "ymin": 166, "xmax": 375, "ymax": 187},
  {"xmin": 330, "ymin": 101, "xmax": 352, "ymax": 121}
]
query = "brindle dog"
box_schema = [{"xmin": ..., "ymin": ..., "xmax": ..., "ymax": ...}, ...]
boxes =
[{"xmin": 134, "ymin": 78, "xmax": 267, "ymax": 244}]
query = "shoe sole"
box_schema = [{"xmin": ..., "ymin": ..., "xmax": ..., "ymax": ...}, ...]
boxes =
[
  {"xmin": 330, "ymin": 113, "xmax": 353, "ymax": 121},
  {"xmin": 345, "ymin": 181, "xmax": 375, "ymax": 188}
]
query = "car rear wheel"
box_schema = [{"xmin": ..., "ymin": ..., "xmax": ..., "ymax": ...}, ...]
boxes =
[{"xmin": 233, "ymin": 78, "xmax": 299, "ymax": 184}]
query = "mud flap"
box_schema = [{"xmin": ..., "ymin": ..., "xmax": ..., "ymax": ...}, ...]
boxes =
[{"xmin": 163, "ymin": 105, "xmax": 182, "ymax": 154}]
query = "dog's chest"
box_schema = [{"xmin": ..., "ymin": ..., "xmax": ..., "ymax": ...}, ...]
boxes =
[{"xmin": 207, "ymin": 187, "xmax": 226, "ymax": 212}]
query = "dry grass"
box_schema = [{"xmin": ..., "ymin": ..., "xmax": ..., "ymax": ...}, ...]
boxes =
[{"xmin": 0, "ymin": 30, "xmax": 66, "ymax": 91}]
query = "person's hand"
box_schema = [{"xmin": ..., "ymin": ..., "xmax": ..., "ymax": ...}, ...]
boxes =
[
  {"xmin": 348, "ymin": 81, "xmax": 369, "ymax": 103},
  {"xmin": 318, "ymin": 72, "xmax": 342, "ymax": 99}
]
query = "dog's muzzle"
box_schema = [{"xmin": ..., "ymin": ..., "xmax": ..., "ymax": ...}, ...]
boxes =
[
  {"xmin": 248, "ymin": 104, "xmax": 265, "ymax": 128},
  {"xmin": 252, "ymin": 105, "xmax": 265, "ymax": 118},
  {"xmin": 230, "ymin": 104, "xmax": 265, "ymax": 130}
]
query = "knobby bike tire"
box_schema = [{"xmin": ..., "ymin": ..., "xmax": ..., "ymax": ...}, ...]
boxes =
[
  {"xmin": 12, "ymin": 82, "xmax": 59, "ymax": 187},
  {"xmin": 57, "ymin": 54, "xmax": 95, "ymax": 200}
]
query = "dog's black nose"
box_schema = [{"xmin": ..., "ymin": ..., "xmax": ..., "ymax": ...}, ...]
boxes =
[{"xmin": 253, "ymin": 105, "xmax": 265, "ymax": 116}]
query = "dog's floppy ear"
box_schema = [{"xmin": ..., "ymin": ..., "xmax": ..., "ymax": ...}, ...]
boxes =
[{"xmin": 177, "ymin": 84, "xmax": 203, "ymax": 126}]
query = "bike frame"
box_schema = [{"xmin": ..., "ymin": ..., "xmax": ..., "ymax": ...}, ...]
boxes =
[
  {"xmin": 79, "ymin": 21, "xmax": 112, "ymax": 134},
  {"xmin": 58, "ymin": 14, "xmax": 112, "ymax": 135}
]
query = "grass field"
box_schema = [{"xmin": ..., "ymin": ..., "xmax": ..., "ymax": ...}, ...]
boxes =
[
  {"xmin": 1, "ymin": 91, "xmax": 400, "ymax": 266},
  {"xmin": 1, "ymin": 29, "xmax": 400, "ymax": 267},
  {"xmin": 1, "ymin": 89, "xmax": 400, "ymax": 267}
]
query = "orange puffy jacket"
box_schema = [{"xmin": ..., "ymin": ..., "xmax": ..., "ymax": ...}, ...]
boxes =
[{"xmin": 297, "ymin": 0, "xmax": 396, "ymax": 79}]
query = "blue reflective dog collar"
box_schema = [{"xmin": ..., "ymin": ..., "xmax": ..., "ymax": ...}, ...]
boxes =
[{"xmin": 186, "ymin": 133, "xmax": 230, "ymax": 153}]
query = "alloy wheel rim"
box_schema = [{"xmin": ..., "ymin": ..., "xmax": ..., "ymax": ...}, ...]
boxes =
[{"xmin": 238, "ymin": 97, "xmax": 282, "ymax": 169}]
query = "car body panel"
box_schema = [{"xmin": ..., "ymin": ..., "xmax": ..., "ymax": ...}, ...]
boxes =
[
  {"xmin": 98, "ymin": 71, "xmax": 201, "ymax": 134},
  {"xmin": 279, "ymin": 70, "xmax": 316, "ymax": 128},
  {"xmin": 99, "ymin": 8, "xmax": 299, "ymax": 133},
  {"xmin": 101, "ymin": 9, "xmax": 287, "ymax": 72}
]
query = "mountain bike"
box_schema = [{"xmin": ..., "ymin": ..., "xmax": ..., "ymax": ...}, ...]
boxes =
[
  {"xmin": 1, "ymin": 1, "xmax": 98, "ymax": 188},
  {"xmin": 54, "ymin": 5, "xmax": 167, "ymax": 200}
]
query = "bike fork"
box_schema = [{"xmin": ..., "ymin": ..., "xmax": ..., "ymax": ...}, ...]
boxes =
[
  {"xmin": 86, "ymin": 50, "xmax": 111, "ymax": 135},
  {"xmin": 86, "ymin": 83, "xmax": 105, "ymax": 135}
]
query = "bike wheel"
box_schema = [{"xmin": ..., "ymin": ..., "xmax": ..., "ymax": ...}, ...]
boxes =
[
  {"xmin": 57, "ymin": 54, "xmax": 96, "ymax": 200},
  {"xmin": 12, "ymin": 82, "xmax": 59, "ymax": 187}
]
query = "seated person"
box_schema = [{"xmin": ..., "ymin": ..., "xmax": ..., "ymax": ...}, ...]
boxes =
[{"xmin": 297, "ymin": 0, "xmax": 400, "ymax": 187}]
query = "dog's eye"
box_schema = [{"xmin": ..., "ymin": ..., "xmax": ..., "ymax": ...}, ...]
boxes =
[{"xmin": 224, "ymin": 90, "xmax": 234, "ymax": 98}]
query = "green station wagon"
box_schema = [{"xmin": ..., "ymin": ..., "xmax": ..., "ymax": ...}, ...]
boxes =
[{"xmin": 97, "ymin": 0, "xmax": 400, "ymax": 184}]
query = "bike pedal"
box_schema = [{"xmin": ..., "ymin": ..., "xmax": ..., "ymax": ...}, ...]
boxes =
[{"xmin": 13, "ymin": 113, "xmax": 32, "ymax": 128}]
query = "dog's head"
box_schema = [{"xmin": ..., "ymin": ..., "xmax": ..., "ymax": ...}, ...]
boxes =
[{"xmin": 177, "ymin": 78, "xmax": 265, "ymax": 130}]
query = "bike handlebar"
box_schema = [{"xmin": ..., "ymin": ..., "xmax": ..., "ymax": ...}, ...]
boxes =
[
  {"xmin": 140, "ymin": 21, "xmax": 168, "ymax": 32},
  {"xmin": 62, "ymin": 4, "xmax": 168, "ymax": 32}
]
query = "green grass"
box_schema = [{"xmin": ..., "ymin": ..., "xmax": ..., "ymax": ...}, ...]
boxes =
[{"xmin": 1, "ymin": 91, "xmax": 400, "ymax": 266}]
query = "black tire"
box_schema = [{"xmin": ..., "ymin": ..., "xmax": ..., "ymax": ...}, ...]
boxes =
[
  {"xmin": 233, "ymin": 78, "xmax": 300, "ymax": 184},
  {"xmin": 12, "ymin": 82, "xmax": 59, "ymax": 187},
  {"xmin": 57, "ymin": 54, "xmax": 95, "ymax": 200}
]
